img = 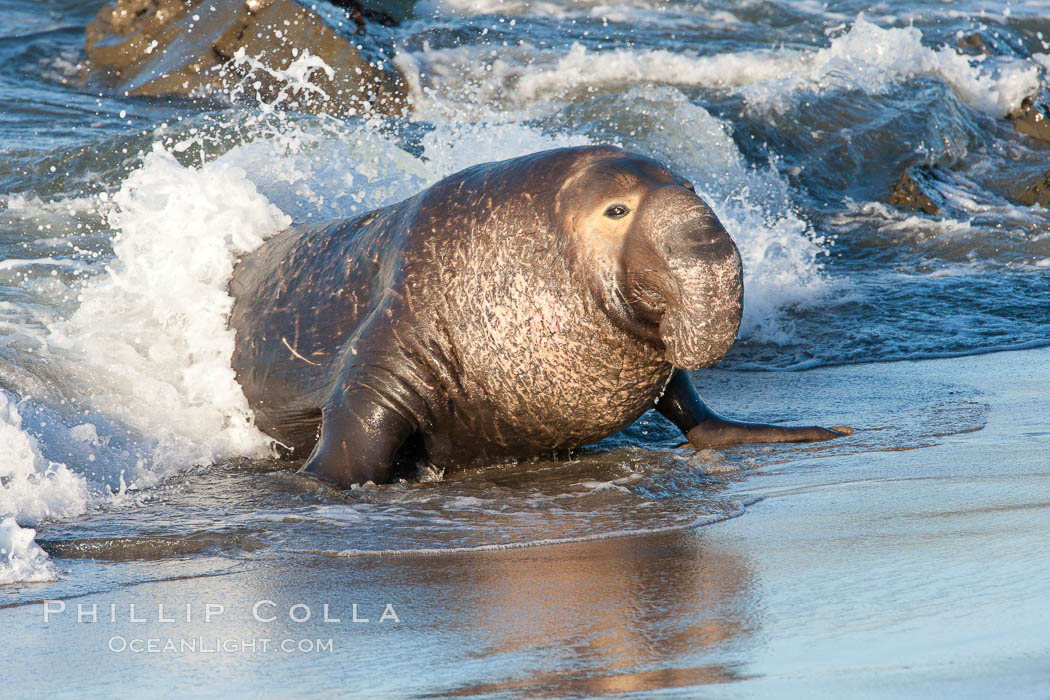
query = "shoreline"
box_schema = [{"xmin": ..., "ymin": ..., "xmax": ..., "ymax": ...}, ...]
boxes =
[{"xmin": 4, "ymin": 346, "xmax": 1050, "ymax": 697}]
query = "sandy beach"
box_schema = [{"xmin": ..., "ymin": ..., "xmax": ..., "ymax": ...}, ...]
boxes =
[{"xmin": 4, "ymin": 346, "xmax": 1048, "ymax": 697}]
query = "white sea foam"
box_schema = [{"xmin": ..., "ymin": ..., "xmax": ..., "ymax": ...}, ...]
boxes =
[
  {"xmin": 48, "ymin": 143, "xmax": 287, "ymax": 476},
  {"xmin": 0, "ymin": 257, "xmax": 90, "ymax": 272},
  {"xmin": 217, "ymin": 115, "xmax": 591, "ymax": 221},
  {"xmin": 0, "ymin": 392, "xmax": 85, "ymax": 584},
  {"xmin": 409, "ymin": 16, "xmax": 1039, "ymax": 117},
  {"xmin": 417, "ymin": 0, "xmax": 673, "ymax": 20},
  {"xmin": 832, "ymin": 197, "xmax": 1050, "ymax": 264},
  {"xmin": 223, "ymin": 48, "xmax": 336, "ymax": 116},
  {"xmin": 1, "ymin": 140, "xmax": 298, "ymax": 579},
  {"xmin": 415, "ymin": 0, "xmax": 748, "ymax": 27},
  {"xmin": 0, "ymin": 392, "xmax": 88, "ymax": 526},
  {"xmin": 0, "ymin": 517, "xmax": 57, "ymax": 584},
  {"xmin": 416, "ymin": 118, "xmax": 592, "ymax": 180},
  {"xmin": 4, "ymin": 193, "xmax": 97, "ymax": 217}
]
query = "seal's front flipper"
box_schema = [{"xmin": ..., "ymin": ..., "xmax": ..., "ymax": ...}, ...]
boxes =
[
  {"xmin": 299, "ymin": 382, "xmax": 417, "ymax": 488},
  {"xmin": 655, "ymin": 369, "xmax": 852, "ymax": 449},
  {"xmin": 684, "ymin": 420, "xmax": 852, "ymax": 449}
]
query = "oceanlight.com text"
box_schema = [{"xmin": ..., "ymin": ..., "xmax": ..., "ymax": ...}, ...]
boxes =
[{"xmin": 107, "ymin": 637, "xmax": 335, "ymax": 654}]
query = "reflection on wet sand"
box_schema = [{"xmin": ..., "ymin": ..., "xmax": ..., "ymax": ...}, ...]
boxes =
[
  {"xmin": 437, "ymin": 665, "xmax": 746, "ymax": 697},
  {"xmin": 434, "ymin": 532, "xmax": 757, "ymax": 696}
]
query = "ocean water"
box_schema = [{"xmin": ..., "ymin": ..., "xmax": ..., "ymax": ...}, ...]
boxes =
[{"xmin": 1, "ymin": 0, "xmax": 1048, "ymax": 589}]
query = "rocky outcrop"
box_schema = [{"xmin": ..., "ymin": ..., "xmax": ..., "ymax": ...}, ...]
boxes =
[
  {"xmin": 890, "ymin": 162, "xmax": 1050, "ymax": 212},
  {"xmin": 1013, "ymin": 170, "xmax": 1050, "ymax": 207},
  {"xmin": 888, "ymin": 165, "xmax": 947, "ymax": 216},
  {"xmin": 969, "ymin": 27, "xmax": 1050, "ymax": 147},
  {"xmin": 1010, "ymin": 89, "xmax": 1050, "ymax": 145},
  {"xmin": 84, "ymin": 0, "xmax": 409, "ymax": 117}
]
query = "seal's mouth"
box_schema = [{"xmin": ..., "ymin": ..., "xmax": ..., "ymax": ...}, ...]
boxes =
[
  {"xmin": 657, "ymin": 256, "xmax": 743, "ymax": 369},
  {"xmin": 659, "ymin": 303, "xmax": 739, "ymax": 369}
]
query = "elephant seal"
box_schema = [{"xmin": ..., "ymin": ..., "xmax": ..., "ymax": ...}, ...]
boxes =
[{"xmin": 229, "ymin": 145, "xmax": 850, "ymax": 486}]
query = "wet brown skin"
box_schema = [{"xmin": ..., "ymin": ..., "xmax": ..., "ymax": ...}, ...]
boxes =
[{"xmin": 228, "ymin": 146, "xmax": 850, "ymax": 486}]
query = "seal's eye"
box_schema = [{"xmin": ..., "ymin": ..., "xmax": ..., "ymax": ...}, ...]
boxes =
[
  {"xmin": 682, "ymin": 180, "xmax": 695, "ymax": 192},
  {"xmin": 604, "ymin": 204, "xmax": 630, "ymax": 219}
]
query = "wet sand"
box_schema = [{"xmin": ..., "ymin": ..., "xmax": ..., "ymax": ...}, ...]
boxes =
[{"xmin": 5, "ymin": 347, "xmax": 1050, "ymax": 698}]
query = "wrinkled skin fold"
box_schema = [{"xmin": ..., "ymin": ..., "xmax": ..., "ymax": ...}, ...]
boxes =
[{"xmin": 228, "ymin": 146, "xmax": 850, "ymax": 487}]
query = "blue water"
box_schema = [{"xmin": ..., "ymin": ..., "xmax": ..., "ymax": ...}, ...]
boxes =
[{"xmin": 1, "ymin": 0, "xmax": 1049, "ymax": 590}]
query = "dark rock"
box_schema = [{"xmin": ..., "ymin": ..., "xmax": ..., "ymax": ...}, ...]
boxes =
[
  {"xmin": 332, "ymin": 0, "xmax": 416, "ymax": 27},
  {"xmin": 84, "ymin": 0, "xmax": 409, "ymax": 117},
  {"xmin": 1013, "ymin": 170, "xmax": 1050, "ymax": 207},
  {"xmin": 1009, "ymin": 88, "xmax": 1050, "ymax": 145},
  {"xmin": 888, "ymin": 165, "xmax": 947, "ymax": 216},
  {"xmin": 359, "ymin": 0, "xmax": 416, "ymax": 22},
  {"xmin": 957, "ymin": 30, "xmax": 1029, "ymax": 59}
]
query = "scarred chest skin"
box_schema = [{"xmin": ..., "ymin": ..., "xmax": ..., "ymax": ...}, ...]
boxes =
[{"xmin": 395, "ymin": 178, "xmax": 674, "ymax": 465}]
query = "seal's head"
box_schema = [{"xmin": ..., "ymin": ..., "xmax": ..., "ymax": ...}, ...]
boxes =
[{"xmin": 556, "ymin": 146, "xmax": 743, "ymax": 369}]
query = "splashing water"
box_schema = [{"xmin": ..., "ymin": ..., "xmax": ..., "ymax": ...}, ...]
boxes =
[{"xmin": 1, "ymin": 6, "xmax": 1049, "ymax": 584}]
